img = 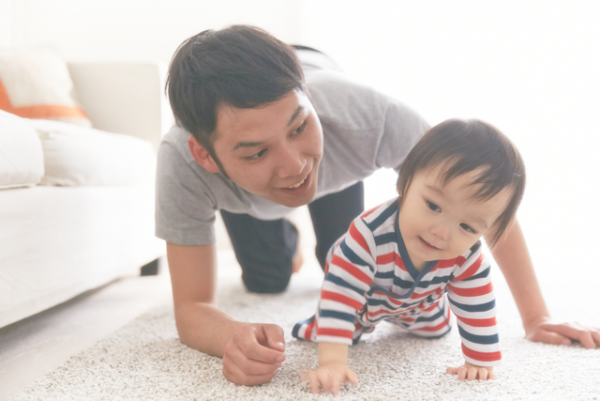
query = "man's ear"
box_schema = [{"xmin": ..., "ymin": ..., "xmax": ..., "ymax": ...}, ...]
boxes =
[{"xmin": 188, "ymin": 135, "xmax": 221, "ymax": 173}]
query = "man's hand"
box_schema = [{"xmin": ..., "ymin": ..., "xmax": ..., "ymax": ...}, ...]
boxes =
[
  {"xmin": 446, "ymin": 361, "xmax": 495, "ymax": 381},
  {"xmin": 222, "ymin": 323, "xmax": 286, "ymax": 386},
  {"xmin": 525, "ymin": 317, "xmax": 600, "ymax": 349},
  {"xmin": 302, "ymin": 362, "xmax": 358, "ymax": 395}
]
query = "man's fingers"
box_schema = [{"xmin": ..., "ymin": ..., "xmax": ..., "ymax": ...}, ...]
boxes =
[
  {"xmin": 227, "ymin": 352, "xmax": 283, "ymax": 376},
  {"xmin": 537, "ymin": 322, "xmax": 600, "ymax": 348},
  {"xmin": 222, "ymin": 363, "xmax": 278, "ymax": 386},
  {"xmin": 528, "ymin": 328, "xmax": 570, "ymax": 346},
  {"xmin": 262, "ymin": 324, "xmax": 286, "ymax": 352},
  {"xmin": 237, "ymin": 328, "xmax": 285, "ymax": 364}
]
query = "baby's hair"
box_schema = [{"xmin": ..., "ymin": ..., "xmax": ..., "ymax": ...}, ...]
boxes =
[{"xmin": 397, "ymin": 118, "xmax": 526, "ymax": 247}]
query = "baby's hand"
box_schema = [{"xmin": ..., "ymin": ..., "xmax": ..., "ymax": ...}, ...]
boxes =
[
  {"xmin": 446, "ymin": 361, "xmax": 495, "ymax": 381},
  {"xmin": 301, "ymin": 362, "xmax": 358, "ymax": 395}
]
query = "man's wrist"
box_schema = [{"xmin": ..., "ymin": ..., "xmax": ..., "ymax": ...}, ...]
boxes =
[{"xmin": 523, "ymin": 314, "xmax": 552, "ymax": 335}]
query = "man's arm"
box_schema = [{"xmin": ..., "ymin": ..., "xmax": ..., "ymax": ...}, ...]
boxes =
[
  {"xmin": 488, "ymin": 219, "xmax": 599, "ymax": 348},
  {"xmin": 166, "ymin": 242, "xmax": 287, "ymax": 384}
]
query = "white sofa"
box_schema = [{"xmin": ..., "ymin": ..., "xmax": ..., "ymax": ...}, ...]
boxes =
[{"xmin": 0, "ymin": 62, "xmax": 170, "ymax": 329}]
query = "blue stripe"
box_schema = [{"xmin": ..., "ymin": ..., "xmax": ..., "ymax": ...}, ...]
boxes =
[
  {"xmin": 292, "ymin": 315, "xmax": 314, "ymax": 339},
  {"xmin": 374, "ymin": 232, "xmax": 397, "ymax": 246},
  {"xmin": 325, "ymin": 273, "xmax": 366, "ymax": 296},
  {"xmin": 365, "ymin": 201, "xmax": 398, "ymax": 232},
  {"xmin": 414, "ymin": 305, "xmax": 445, "ymax": 323},
  {"xmin": 319, "ymin": 309, "xmax": 356, "ymax": 323},
  {"xmin": 458, "ymin": 325, "xmax": 499, "ymax": 345},
  {"xmin": 375, "ymin": 270, "xmax": 394, "ymax": 280},
  {"xmin": 461, "ymin": 266, "xmax": 490, "ymax": 281},
  {"xmin": 448, "ymin": 297, "xmax": 496, "ymax": 313},
  {"xmin": 394, "ymin": 274, "xmax": 452, "ymax": 290},
  {"xmin": 339, "ymin": 240, "xmax": 375, "ymax": 274}
]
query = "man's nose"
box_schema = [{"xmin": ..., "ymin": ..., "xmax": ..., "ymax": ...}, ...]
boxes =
[{"xmin": 276, "ymin": 144, "xmax": 306, "ymax": 178}]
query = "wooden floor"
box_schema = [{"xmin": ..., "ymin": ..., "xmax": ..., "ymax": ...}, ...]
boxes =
[{"xmin": 0, "ymin": 270, "xmax": 172, "ymax": 401}]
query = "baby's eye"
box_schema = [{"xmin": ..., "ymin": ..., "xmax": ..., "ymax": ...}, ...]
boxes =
[
  {"xmin": 426, "ymin": 201, "xmax": 441, "ymax": 212},
  {"xmin": 460, "ymin": 223, "xmax": 476, "ymax": 234},
  {"xmin": 245, "ymin": 149, "xmax": 267, "ymax": 161}
]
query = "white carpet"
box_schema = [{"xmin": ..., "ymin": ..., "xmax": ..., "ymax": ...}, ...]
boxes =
[{"xmin": 9, "ymin": 254, "xmax": 600, "ymax": 401}]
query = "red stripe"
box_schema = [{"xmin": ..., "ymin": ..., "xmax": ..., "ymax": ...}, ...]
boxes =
[
  {"xmin": 449, "ymin": 282, "xmax": 493, "ymax": 297},
  {"xmin": 321, "ymin": 290, "xmax": 363, "ymax": 310},
  {"xmin": 330, "ymin": 254, "xmax": 372, "ymax": 284},
  {"xmin": 410, "ymin": 287, "xmax": 439, "ymax": 299},
  {"xmin": 317, "ymin": 327, "xmax": 354, "ymax": 339},
  {"xmin": 453, "ymin": 254, "xmax": 483, "ymax": 281},
  {"xmin": 349, "ymin": 222, "xmax": 370, "ymax": 253},
  {"xmin": 368, "ymin": 309, "xmax": 391, "ymax": 318},
  {"xmin": 461, "ymin": 343, "xmax": 501, "ymax": 362},
  {"xmin": 304, "ymin": 318, "xmax": 316, "ymax": 339},
  {"xmin": 456, "ymin": 315, "xmax": 497, "ymax": 328},
  {"xmin": 414, "ymin": 320, "xmax": 448, "ymax": 332},
  {"xmin": 436, "ymin": 256, "xmax": 462, "ymax": 269},
  {"xmin": 376, "ymin": 252, "xmax": 395, "ymax": 265},
  {"xmin": 395, "ymin": 253, "xmax": 407, "ymax": 271},
  {"xmin": 373, "ymin": 291, "xmax": 405, "ymax": 306}
]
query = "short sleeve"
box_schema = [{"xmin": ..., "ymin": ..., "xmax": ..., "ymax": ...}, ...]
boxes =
[
  {"xmin": 376, "ymin": 98, "xmax": 430, "ymax": 172},
  {"xmin": 155, "ymin": 139, "xmax": 217, "ymax": 246}
]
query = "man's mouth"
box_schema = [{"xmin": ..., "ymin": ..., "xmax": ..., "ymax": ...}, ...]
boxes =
[{"xmin": 285, "ymin": 176, "xmax": 307, "ymax": 189}]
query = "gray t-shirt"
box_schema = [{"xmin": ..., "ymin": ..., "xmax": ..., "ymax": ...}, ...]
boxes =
[{"xmin": 155, "ymin": 68, "xmax": 429, "ymax": 246}]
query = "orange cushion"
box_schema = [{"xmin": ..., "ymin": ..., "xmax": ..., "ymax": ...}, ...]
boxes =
[{"xmin": 0, "ymin": 47, "xmax": 91, "ymax": 126}]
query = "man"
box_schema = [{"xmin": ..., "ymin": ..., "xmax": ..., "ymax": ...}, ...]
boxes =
[{"xmin": 156, "ymin": 25, "xmax": 599, "ymax": 386}]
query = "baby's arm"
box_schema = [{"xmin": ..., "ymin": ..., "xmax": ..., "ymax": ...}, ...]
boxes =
[
  {"xmin": 447, "ymin": 247, "xmax": 502, "ymax": 379},
  {"xmin": 303, "ymin": 342, "xmax": 358, "ymax": 395}
]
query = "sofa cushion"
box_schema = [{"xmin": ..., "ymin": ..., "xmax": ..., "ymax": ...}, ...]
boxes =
[
  {"xmin": 29, "ymin": 119, "xmax": 156, "ymax": 186},
  {"xmin": 0, "ymin": 47, "xmax": 91, "ymax": 126},
  {"xmin": 0, "ymin": 110, "xmax": 44, "ymax": 189}
]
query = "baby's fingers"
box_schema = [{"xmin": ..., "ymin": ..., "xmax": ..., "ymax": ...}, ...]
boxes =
[
  {"xmin": 300, "ymin": 370, "xmax": 317, "ymax": 393},
  {"xmin": 346, "ymin": 369, "xmax": 359, "ymax": 385}
]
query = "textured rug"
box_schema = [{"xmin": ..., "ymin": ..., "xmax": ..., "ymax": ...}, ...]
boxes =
[{"xmin": 9, "ymin": 254, "xmax": 600, "ymax": 401}]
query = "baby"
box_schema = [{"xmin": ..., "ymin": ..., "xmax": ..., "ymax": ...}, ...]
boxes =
[{"xmin": 293, "ymin": 118, "xmax": 526, "ymax": 394}]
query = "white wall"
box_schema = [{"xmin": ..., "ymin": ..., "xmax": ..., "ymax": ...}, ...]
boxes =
[
  {"xmin": 6, "ymin": 1, "xmax": 600, "ymax": 301},
  {"xmin": 9, "ymin": 0, "xmax": 304, "ymax": 62},
  {"xmin": 0, "ymin": 0, "xmax": 15, "ymax": 47},
  {"xmin": 299, "ymin": 1, "xmax": 600, "ymax": 294}
]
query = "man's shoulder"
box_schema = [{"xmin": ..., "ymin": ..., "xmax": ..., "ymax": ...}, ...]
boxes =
[{"xmin": 306, "ymin": 70, "xmax": 389, "ymax": 125}]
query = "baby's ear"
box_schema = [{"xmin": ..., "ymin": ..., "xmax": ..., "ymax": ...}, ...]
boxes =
[{"xmin": 188, "ymin": 135, "xmax": 220, "ymax": 173}]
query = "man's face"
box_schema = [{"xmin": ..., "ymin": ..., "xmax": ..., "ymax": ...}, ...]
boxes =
[
  {"xmin": 398, "ymin": 166, "xmax": 511, "ymax": 270},
  {"xmin": 211, "ymin": 89, "xmax": 323, "ymax": 207}
]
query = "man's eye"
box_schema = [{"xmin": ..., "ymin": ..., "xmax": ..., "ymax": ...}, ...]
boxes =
[
  {"xmin": 460, "ymin": 223, "xmax": 476, "ymax": 234},
  {"xmin": 426, "ymin": 201, "xmax": 441, "ymax": 212},
  {"xmin": 293, "ymin": 121, "xmax": 307, "ymax": 136},
  {"xmin": 245, "ymin": 149, "xmax": 267, "ymax": 161}
]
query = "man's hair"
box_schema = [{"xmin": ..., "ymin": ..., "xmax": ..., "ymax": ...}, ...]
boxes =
[
  {"xmin": 397, "ymin": 118, "xmax": 526, "ymax": 247},
  {"xmin": 166, "ymin": 25, "xmax": 305, "ymax": 158}
]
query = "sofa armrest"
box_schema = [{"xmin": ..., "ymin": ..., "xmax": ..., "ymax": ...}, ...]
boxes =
[{"xmin": 67, "ymin": 62, "xmax": 173, "ymax": 152}]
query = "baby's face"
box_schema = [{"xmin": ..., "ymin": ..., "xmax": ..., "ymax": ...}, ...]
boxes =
[{"xmin": 398, "ymin": 166, "xmax": 512, "ymax": 270}]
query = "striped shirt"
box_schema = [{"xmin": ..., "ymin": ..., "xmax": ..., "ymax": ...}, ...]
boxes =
[{"xmin": 294, "ymin": 198, "xmax": 501, "ymax": 366}]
